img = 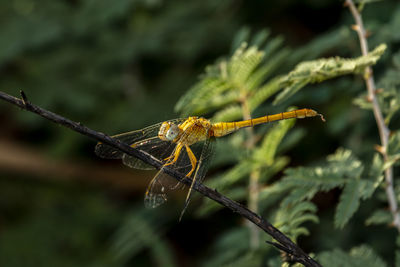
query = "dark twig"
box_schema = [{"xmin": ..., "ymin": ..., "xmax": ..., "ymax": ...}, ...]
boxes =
[
  {"xmin": 266, "ymin": 240, "xmax": 293, "ymax": 255},
  {"xmin": 0, "ymin": 90, "xmax": 322, "ymax": 267},
  {"xmin": 345, "ymin": 0, "xmax": 400, "ymax": 232}
]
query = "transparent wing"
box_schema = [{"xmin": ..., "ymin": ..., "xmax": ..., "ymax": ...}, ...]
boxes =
[
  {"xmin": 94, "ymin": 119, "xmax": 185, "ymax": 170},
  {"xmin": 179, "ymin": 137, "xmax": 214, "ymax": 218},
  {"xmin": 144, "ymin": 129, "xmax": 214, "ymax": 210},
  {"xmin": 144, "ymin": 143, "xmax": 194, "ymax": 208},
  {"xmin": 122, "ymin": 137, "xmax": 175, "ymax": 170}
]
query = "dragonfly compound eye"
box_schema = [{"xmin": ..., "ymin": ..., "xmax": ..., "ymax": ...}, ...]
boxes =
[{"xmin": 166, "ymin": 124, "xmax": 179, "ymax": 140}]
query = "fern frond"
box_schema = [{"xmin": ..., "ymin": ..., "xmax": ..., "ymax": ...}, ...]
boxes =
[
  {"xmin": 228, "ymin": 43, "xmax": 265, "ymax": 88},
  {"xmin": 349, "ymin": 245, "xmax": 388, "ymax": 267},
  {"xmin": 278, "ymin": 148, "xmax": 383, "ymax": 228},
  {"xmin": 326, "ymin": 147, "xmax": 364, "ymax": 178},
  {"xmin": 318, "ymin": 249, "xmax": 352, "ymax": 267},
  {"xmin": 376, "ymin": 50, "xmax": 400, "ymax": 124},
  {"xmin": 174, "ymin": 76, "xmax": 233, "ymax": 116},
  {"xmin": 253, "ymin": 117, "xmax": 295, "ymax": 166},
  {"xmin": 335, "ymin": 179, "xmax": 362, "ymax": 229},
  {"xmin": 250, "ymin": 29, "xmax": 271, "ymax": 48},
  {"xmin": 280, "ymin": 166, "xmax": 346, "ymax": 191},
  {"xmin": 367, "ymin": 153, "xmax": 384, "ymax": 182},
  {"xmin": 365, "ymin": 209, "xmax": 392, "ymax": 226},
  {"xmin": 274, "ymin": 201, "xmax": 318, "ymax": 241},
  {"xmin": 273, "ymin": 43, "xmax": 387, "ymax": 104},
  {"xmin": 262, "ymin": 35, "xmax": 285, "ymax": 59},
  {"xmin": 246, "ymin": 49, "xmax": 289, "ymax": 92},
  {"xmin": 280, "ymin": 186, "xmax": 319, "ymax": 207},
  {"xmin": 212, "ymin": 104, "xmax": 242, "ymax": 122},
  {"xmin": 176, "ymin": 34, "xmax": 288, "ymax": 117},
  {"xmin": 318, "ymin": 245, "xmax": 387, "ymax": 267},
  {"xmin": 388, "ymin": 131, "xmax": 400, "ymax": 167},
  {"xmin": 231, "ymin": 27, "xmax": 252, "ymax": 52},
  {"xmin": 248, "ymin": 77, "xmax": 282, "ymax": 113},
  {"xmin": 258, "ymin": 156, "xmax": 290, "ymax": 184}
]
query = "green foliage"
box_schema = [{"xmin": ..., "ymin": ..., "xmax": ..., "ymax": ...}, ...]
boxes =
[
  {"xmin": 0, "ymin": 178, "xmax": 121, "ymax": 267},
  {"xmin": 274, "ymin": 201, "xmax": 319, "ymax": 242},
  {"xmin": 3, "ymin": 1, "xmax": 400, "ymax": 266},
  {"xmin": 274, "ymin": 44, "xmax": 386, "ymax": 104},
  {"xmin": 365, "ymin": 209, "xmax": 392, "ymax": 226},
  {"xmin": 276, "ymin": 148, "xmax": 383, "ymax": 229},
  {"xmin": 112, "ymin": 207, "xmax": 176, "ymax": 266},
  {"xmin": 354, "ymin": 49, "xmax": 400, "ymax": 125},
  {"xmin": 200, "ymin": 227, "xmax": 261, "ymax": 267},
  {"xmin": 318, "ymin": 245, "xmax": 387, "ymax": 267},
  {"xmin": 171, "ymin": 11, "xmax": 392, "ymax": 263},
  {"xmin": 175, "ymin": 36, "xmax": 290, "ymax": 119},
  {"xmin": 176, "ymin": 37, "xmax": 385, "ymax": 120},
  {"xmin": 0, "ymin": 0, "xmax": 240, "ymax": 155}
]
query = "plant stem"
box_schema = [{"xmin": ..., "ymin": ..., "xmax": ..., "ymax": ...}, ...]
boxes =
[
  {"xmin": 345, "ymin": 0, "xmax": 400, "ymax": 232},
  {"xmin": 240, "ymin": 93, "xmax": 261, "ymax": 248}
]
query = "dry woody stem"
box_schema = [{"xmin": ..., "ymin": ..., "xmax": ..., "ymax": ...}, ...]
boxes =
[
  {"xmin": 345, "ymin": 0, "xmax": 400, "ymax": 231},
  {"xmin": 0, "ymin": 90, "xmax": 322, "ymax": 267}
]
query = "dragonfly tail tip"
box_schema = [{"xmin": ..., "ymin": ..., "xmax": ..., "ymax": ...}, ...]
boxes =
[{"xmin": 319, "ymin": 113, "xmax": 326, "ymax": 122}]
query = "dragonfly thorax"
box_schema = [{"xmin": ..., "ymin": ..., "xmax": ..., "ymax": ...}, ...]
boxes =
[{"xmin": 158, "ymin": 122, "xmax": 180, "ymax": 141}]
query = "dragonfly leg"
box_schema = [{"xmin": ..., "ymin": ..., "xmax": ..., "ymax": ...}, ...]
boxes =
[
  {"xmin": 178, "ymin": 145, "xmax": 199, "ymax": 221},
  {"xmin": 163, "ymin": 143, "xmax": 183, "ymax": 166},
  {"xmin": 185, "ymin": 145, "xmax": 197, "ymax": 178}
]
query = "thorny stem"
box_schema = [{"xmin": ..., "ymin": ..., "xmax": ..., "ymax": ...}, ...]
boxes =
[
  {"xmin": 240, "ymin": 93, "xmax": 260, "ymax": 249},
  {"xmin": 345, "ymin": 0, "xmax": 400, "ymax": 232},
  {"xmin": 0, "ymin": 90, "xmax": 322, "ymax": 267}
]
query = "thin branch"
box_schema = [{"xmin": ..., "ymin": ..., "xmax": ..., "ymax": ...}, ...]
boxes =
[
  {"xmin": 0, "ymin": 90, "xmax": 322, "ymax": 267},
  {"xmin": 240, "ymin": 93, "xmax": 261, "ymax": 249},
  {"xmin": 345, "ymin": 0, "xmax": 400, "ymax": 232}
]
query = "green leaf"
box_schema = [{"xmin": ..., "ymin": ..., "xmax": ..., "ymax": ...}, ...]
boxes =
[
  {"xmin": 274, "ymin": 201, "xmax": 318, "ymax": 241},
  {"xmin": 207, "ymin": 160, "xmax": 254, "ymax": 190},
  {"xmin": 280, "ymin": 166, "xmax": 346, "ymax": 191},
  {"xmin": 252, "ymin": 117, "xmax": 295, "ymax": 166},
  {"xmin": 335, "ymin": 179, "xmax": 362, "ymax": 229},
  {"xmin": 388, "ymin": 131, "xmax": 400, "ymax": 166},
  {"xmin": 229, "ymin": 43, "xmax": 265, "ymax": 87},
  {"xmin": 280, "ymin": 186, "xmax": 319, "ymax": 207},
  {"xmin": 349, "ymin": 245, "xmax": 387, "ymax": 267},
  {"xmin": 175, "ymin": 34, "xmax": 287, "ymax": 118},
  {"xmin": 318, "ymin": 245, "xmax": 387, "ymax": 267},
  {"xmin": 274, "ymin": 44, "xmax": 387, "ymax": 104},
  {"xmin": 365, "ymin": 209, "xmax": 392, "ymax": 226},
  {"xmin": 212, "ymin": 104, "xmax": 243, "ymax": 123}
]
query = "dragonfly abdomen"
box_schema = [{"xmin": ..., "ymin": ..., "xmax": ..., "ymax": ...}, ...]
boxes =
[{"xmin": 211, "ymin": 108, "xmax": 324, "ymax": 137}]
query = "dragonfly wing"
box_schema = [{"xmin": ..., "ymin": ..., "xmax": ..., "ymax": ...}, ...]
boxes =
[
  {"xmin": 144, "ymin": 140, "xmax": 201, "ymax": 208},
  {"xmin": 95, "ymin": 119, "xmax": 185, "ymax": 169},
  {"xmin": 179, "ymin": 137, "xmax": 214, "ymax": 219},
  {"xmin": 122, "ymin": 137, "xmax": 175, "ymax": 170},
  {"xmin": 144, "ymin": 137, "xmax": 214, "ymax": 212},
  {"xmin": 144, "ymin": 170, "xmax": 181, "ymax": 208},
  {"xmin": 122, "ymin": 155, "xmax": 155, "ymax": 170}
]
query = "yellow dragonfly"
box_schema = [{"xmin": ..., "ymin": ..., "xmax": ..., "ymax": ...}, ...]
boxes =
[{"xmin": 95, "ymin": 108, "xmax": 324, "ymax": 217}]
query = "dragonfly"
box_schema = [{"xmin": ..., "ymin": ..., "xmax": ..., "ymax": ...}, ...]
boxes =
[{"xmin": 95, "ymin": 108, "xmax": 325, "ymax": 218}]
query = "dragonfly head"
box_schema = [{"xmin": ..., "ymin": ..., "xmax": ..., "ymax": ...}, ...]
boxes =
[{"xmin": 158, "ymin": 122, "xmax": 180, "ymax": 141}]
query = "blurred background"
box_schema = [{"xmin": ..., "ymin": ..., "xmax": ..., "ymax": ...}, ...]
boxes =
[{"xmin": 0, "ymin": 0, "xmax": 399, "ymax": 266}]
